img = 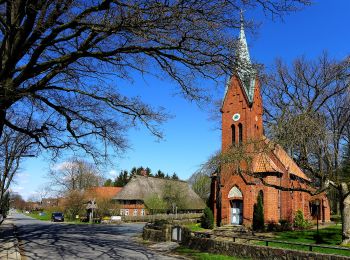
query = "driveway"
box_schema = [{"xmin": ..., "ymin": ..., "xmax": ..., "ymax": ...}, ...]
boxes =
[{"xmin": 9, "ymin": 213, "xmax": 180, "ymax": 259}]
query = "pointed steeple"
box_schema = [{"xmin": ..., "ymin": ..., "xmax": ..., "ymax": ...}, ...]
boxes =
[
  {"xmin": 237, "ymin": 10, "xmax": 251, "ymax": 67},
  {"xmin": 221, "ymin": 11, "xmax": 257, "ymax": 108},
  {"xmin": 234, "ymin": 11, "xmax": 256, "ymax": 105}
]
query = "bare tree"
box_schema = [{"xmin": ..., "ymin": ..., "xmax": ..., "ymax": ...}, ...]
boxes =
[
  {"xmin": 0, "ymin": 0, "xmax": 310, "ymax": 159},
  {"xmin": 189, "ymin": 152, "xmax": 220, "ymax": 203},
  {"xmin": 0, "ymin": 122, "xmax": 37, "ymax": 215},
  {"xmin": 263, "ymin": 53, "xmax": 350, "ymax": 244},
  {"xmin": 48, "ymin": 158, "xmax": 103, "ymax": 193},
  {"xmin": 189, "ymin": 172, "xmax": 211, "ymax": 203}
]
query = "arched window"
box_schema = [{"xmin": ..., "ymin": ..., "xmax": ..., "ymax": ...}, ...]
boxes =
[
  {"xmin": 231, "ymin": 124, "xmax": 236, "ymax": 145},
  {"xmin": 238, "ymin": 123, "xmax": 243, "ymax": 144}
]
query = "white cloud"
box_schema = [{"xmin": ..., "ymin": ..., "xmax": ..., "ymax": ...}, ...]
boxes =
[
  {"xmin": 109, "ymin": 170, "xmax": 117, "ymax": 178},
  {"xmin": 51, "ymin": 161, "xmax": 75, "ymax": 171}
]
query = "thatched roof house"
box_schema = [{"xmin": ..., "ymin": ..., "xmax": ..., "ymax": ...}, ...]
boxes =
[{"xmin": 113, "ymin": 175, "xmax": 205, "ymax": 212}]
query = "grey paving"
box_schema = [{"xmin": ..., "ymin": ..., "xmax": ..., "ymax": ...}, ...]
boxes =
[
  {"xmin": 0, "ymin": 216, "xmax": 21, "ymax": 260},
  {"xmin": 10, "ymin": 212, "xmax": 180, "ymax": 260}
]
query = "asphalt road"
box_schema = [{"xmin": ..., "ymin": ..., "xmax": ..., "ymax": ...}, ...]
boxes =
[{"xmin": 9, "ymin": 212, "xmax": 180, "ymax": 260}]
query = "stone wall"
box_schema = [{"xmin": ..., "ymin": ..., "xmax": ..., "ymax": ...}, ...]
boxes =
[
  {"xmin": 185, "ymin": 236, "xmax": 350, "ymax": 260},
  {"xmin": 142, "ymin": 224, "xmax": 172, "ymax": 242},
  {"xmin": 143, "ymin": 225, "xmax": 349, "ymax": 259}
]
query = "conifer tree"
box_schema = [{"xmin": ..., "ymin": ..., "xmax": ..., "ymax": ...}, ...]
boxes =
[{"xmin": 253, "ymin": 192, "xmax": 264, "ymax": 231}]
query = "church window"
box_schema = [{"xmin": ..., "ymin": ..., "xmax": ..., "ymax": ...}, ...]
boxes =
[
  {"xmin": 238, "ymin": 123, "xmax": 243, "ymax": 144},
  {"xmin": 231, "ymin": 124, "xmax": 236, "ymax": 145}
]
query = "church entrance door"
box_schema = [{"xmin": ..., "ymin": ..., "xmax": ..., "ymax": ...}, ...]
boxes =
[{"xmin": 230, "ymin": 200, "xmax": 243, "ymax": 225}]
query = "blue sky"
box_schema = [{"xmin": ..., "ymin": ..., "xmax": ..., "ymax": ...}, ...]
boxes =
[{"xmin": 13, "ymin": 1, "xmax": 350, "ymax": 200}]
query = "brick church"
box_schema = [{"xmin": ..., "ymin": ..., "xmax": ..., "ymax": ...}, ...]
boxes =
[{"xmin": 210, "ymin": 16, "xmax": 330, "ymax": 227}]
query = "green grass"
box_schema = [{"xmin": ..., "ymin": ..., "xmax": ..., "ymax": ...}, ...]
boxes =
[
  {"xmin": 255, "ymin": 225, "xmax": 350, "ymax": 256},
  {"xmin": 27, "ymin": 211, "xmax": 51, "ymax": 221},
  {"xmin": 25, "ymin": 211, "xmax": 101, "ymax": 224},
  {"xmin": 174, "ymin": 246, "xmax": 250, "ymax": 260},
  {"xmin": 185, "ymin": 223, "xmax": 208, "ymax": 232}
]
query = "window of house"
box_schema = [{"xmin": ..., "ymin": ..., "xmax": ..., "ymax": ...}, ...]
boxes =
[
  {"xmin": 133, "ymin": 209, "xmax": 138, "ymax": 216},
  {"xmin": 120, "ymin": 209, "xmax": 124, "ymax": 216},
  {"xmin": 231, "ymin": 124, "xmax": 236, "ymax": 145},
  {"xmin": 125, "ymin": 209, "xmax": 129, "ymax": 216},
  {"xmin": 141, "ymin": 209, "xmax": 145, "ymax": 216},
  {"xmin": 238, "ymin": 123, "xmax": 243, "ymax": 144}
]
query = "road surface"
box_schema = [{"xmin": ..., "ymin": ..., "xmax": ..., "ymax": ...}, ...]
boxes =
[{"xmin": 9, "ymin": 212, "xmax": 180, "ymax": 260}]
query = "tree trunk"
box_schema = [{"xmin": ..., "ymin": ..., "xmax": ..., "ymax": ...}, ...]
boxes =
[
  {"xmin": 0, "ymin": 108, "xmax": 6, "ymax": 139},
  {"xmin": 340, "ymin": 183, "xmax": 350, "ymax": 245}
]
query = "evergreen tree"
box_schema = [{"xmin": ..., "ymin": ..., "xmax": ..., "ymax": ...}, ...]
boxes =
[
  {"xmin": 114, "ymin": 170, "xmax": 129, "ymax": 187},
  {"xmin": 252, "ymin": 191, "xmax": 264, "ymax": 231},
  {"xmin": 171, "ymin": 173, "xmax": 179, "ymax": 180},
  {"xmin": 130, "ymin": 167, "xmax": 137, "ymax": 177},
  {"xmin": 136, "ymin": 166, "xmax": 144, "ymax": 175},
  {"xmin": 201, "ymin": 207, "xmax": 214, "ymax": 229},
  {"xmin": 155, "ymin": 170, "xmax": 165, "ymax": 178},
  {"xmin": 145, "ymin": 167, "xmax": 152, "ymax": 176},
  {"xmin": 103, "ymin": 179, "xmax": 113, "ymax": 187}
]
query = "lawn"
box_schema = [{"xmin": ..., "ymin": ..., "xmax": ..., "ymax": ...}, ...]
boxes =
[
  {"xmin": 27, "ymin": 211, "xmax": 51, "ymax": 221},
  {"xmin": 174, "ymin": 246, "xmax": 250, "ymax": 260},
  {"xmin": 25, "ymin": 211, "xmax": 100, "ymax": 224},
  {"xmin": 255, "ymin": 224, "xmax": 350, "ymax": 256},
  {"xmin": 185, "ymin": 223, "xmax": 208, "ymax": 232}
]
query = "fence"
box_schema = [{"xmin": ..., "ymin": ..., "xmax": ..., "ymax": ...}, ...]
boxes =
[{"xmin": 122, "ymin": 213, "xmax": 202, "ymax": 222}]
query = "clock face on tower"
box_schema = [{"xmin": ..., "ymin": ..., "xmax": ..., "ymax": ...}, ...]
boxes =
[{"xmin": 232, "ymin": 113, "xmax": 240, "ymax": 122}]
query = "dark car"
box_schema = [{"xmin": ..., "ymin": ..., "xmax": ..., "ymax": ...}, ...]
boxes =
[{"xmin": 51, "ymin": 212, "xmax": 64, "ymax": 222}]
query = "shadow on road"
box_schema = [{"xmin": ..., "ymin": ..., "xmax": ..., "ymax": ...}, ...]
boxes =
[{"xmin": 14, "ymin": 217, "xmax": 173, "ymax": 259}]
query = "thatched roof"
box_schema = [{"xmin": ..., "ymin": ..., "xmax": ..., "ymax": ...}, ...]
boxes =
[{"xmin": 113, "ymin": 175, "xmax": 205, "ymax": 210}]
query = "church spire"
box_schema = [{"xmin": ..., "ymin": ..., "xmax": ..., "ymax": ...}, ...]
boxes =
[
  {"xmin": 237, "ymin": 10, "xmax": 251, "ymax": 66},
  {"xmin": 234, "ymin": 11, "xmax": 256, "ymax": 105},
  {"xmin": 221, "ymin": 11, "xmax": 257, "ymax": 108}
]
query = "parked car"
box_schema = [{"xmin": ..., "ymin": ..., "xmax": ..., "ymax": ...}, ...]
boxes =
[{"xmin": 51, "ymin": 212, "xmax": 64, "ymax": 222}]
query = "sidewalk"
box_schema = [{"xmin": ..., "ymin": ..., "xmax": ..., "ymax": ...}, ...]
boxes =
[{"xmin": 0, "ymin": 217, "xmax": 21, "ymax": 260}]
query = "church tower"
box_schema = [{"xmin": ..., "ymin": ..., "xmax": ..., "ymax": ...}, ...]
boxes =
[
  {"xmin": 210, "ymin": 13, "xmax": 330, "ymax": 228},
  {"xmin": 221, "ymin": 13, "xmax": 263, "ymax": 151}
]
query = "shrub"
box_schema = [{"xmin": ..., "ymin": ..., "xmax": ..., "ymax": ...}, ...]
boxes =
[
  {"xmin": 330, "ymin": 215, "xmax": 341, "ymax": 225},
  {"xmin": 201, "ymin": 207, "xmax": 214, "ymax": 229},
  {"xmin": 293, "ymin": 209, "xmax": 310, "ymax": 230},
  {"xmin": 252, "ymin": 192, "xmax": 264, "ymax": 231},
  {"xmin": 267, "ymin": 221, "xmax": 279, "ymax": 232},
  {"xmin": 279, "ymin": 219, "xmax": 293, "ymax": 231}
]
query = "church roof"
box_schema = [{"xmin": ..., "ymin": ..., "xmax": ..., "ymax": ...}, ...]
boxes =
[
  {"xmin": 252, "ymin": 152, "xmax": 284, "ymax": 173},
  {"xmin": 251, "ymin": 137, "xmax": 310, "ymax": 181},
  {"xmin": 272, "ymin": 142, "xmax": 311, "ymax": 181}
]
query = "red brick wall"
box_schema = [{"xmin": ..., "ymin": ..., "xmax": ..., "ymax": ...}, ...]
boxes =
[
  {"xmin": 211, "ymin": 74, "xmax": 330, "ymax": 227},
  {"xmin": 119, "ymin": 201, "xmax": 147, "ymax": 216},
  {"xmin": 221, "ymin": 76, "xmax": 263, "ymax": 152}
]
